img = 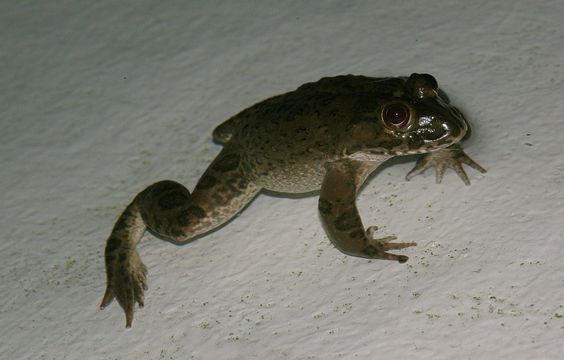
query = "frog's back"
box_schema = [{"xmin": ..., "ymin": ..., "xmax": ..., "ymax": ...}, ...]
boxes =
[{"xmin": 212, "ymin": 75, "xmax": 399, "ymax": 145}]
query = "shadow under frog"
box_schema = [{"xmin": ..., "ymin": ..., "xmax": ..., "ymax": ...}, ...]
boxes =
[{"xmin": 100, "ymin": 73, "xmax": 486, "ymax": 327}]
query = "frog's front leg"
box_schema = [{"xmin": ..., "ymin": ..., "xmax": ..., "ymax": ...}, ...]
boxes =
[
  {"xmin": 406, "ymin": 144, "xmax": 486, "ymax": 185},
  {"xmin": 319, "ymin": 159, "xmax": 416, "ymax": 263},
  {"xmin": 101, "ymin": 148, "xmax": 260, "ymax": 327}
]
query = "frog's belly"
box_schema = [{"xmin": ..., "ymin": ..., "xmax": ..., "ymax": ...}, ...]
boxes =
[{"xmin": 257, "ymin": 162, "xmax": 326, "ymax": 194}]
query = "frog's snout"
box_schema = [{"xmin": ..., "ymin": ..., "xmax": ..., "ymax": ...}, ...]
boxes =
[
  {"xmin": 448, "ymin": 118, "xmax": 467, "ymax": 140},
  {"xmin": 417, "ymin": 115, "xmax": 467, "ymax": 150},
  {"xmin": 449, "ymin": 106, "xmax": 470, "ymax": 142}
]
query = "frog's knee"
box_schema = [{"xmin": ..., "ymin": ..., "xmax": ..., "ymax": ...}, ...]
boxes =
[{"xmin": 137, "ymin": 181, "xmax": 191, "ymax": 211}]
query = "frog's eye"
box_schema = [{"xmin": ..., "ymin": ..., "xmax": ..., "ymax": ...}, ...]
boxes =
[{"xmin": 382, "ymin": 102, "xmax": 411, "ymax": 129}]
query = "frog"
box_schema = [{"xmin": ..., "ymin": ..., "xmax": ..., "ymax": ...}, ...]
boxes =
[{"xmin": 100, "ymin": 73, "xmax": 486, "ymax": 328}]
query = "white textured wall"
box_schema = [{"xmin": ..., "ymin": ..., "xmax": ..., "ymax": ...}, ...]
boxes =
[{"xmin": 1, "ymin": 0, "xmax": 563, "ymax": 358}]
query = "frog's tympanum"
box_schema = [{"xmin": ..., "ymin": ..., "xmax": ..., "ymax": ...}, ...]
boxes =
[{"xmin": 100, "ymin": 74, "xmax": 485, "ymax": 327}]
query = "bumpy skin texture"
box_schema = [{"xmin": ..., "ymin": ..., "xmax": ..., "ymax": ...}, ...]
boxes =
[{"xmin": 100, "ymin": 74, "xmax": 485, "ymax": 327}]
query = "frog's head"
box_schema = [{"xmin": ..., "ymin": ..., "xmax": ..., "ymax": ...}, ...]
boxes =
[{"xmin": 352, "ymin": 73, "xmax": 469, "ymax": 156}]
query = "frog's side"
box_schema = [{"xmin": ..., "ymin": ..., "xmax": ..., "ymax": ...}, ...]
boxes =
[{"xmin": 100, "ymin": 74, "xmax": 485, "ymax": 327}]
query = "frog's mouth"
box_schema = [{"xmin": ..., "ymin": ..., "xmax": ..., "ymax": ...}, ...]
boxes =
[
  {"xmin": 361, "ymin": 146, "xmax": 435, "ymax": 156},
  {"xmin": 365, "ymin": 147, "xmax": 440, "ymax": 156}
]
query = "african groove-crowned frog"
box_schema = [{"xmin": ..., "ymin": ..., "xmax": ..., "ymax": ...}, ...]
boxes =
[{"xmin": 100, "ymin": 73, "xmax": 485, "ymax": 327}]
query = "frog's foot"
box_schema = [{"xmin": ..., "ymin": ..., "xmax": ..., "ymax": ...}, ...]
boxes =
[
  {"xmin": 406, "ymin": 145, "xmax": 486, "ymax": 185},
  {"xmin": 100, "ymin": 250, "xmax": 148, "ymax": 328},
  {"xmin": 365, "ymin": 226, "xmax": 417, "ymax": 263}
]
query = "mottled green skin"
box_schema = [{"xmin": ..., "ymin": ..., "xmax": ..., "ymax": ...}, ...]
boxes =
[{"xmin": 100, "ymin": 74, "xmax": 485, "ymax": 327}]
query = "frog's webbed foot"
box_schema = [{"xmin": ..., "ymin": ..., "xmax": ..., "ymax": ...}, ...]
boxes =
[
  {"xmin": 406, "ymin": 145, "xmax": 486, "ymax": 185},
  {"xmin": 101, "ymin": 249, "xmax": 148, "ymax": 328},
  {"xmin": 365, "ymin": 226, "xmax": 417, "ymax": 263}
]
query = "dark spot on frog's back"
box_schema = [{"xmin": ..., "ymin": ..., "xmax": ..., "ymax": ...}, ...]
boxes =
[
  {"xmin": 213, "ymin": 153, "xmax": 240, "ymax": 172},
  {"xmin": 158, "ymin": 191, "xmax": 189, "ymax": 210},
  {"xmin": 237, "ymin": 178, "xmax": 249, "ymax": 190}
]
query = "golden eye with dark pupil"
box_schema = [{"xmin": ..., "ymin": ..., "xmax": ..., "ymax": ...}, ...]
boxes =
[{"xmin": 383, "ymin": 103, "xmax": 410, "ymax": 128}]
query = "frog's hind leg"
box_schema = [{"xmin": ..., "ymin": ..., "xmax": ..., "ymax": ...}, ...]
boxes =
[
  {"xmin": 101, "ymin": 148, "xmax": 260, "ymax": 327},
  {"xmin": 137, "ymin": 150, "xmax": 261, "ymax": 244},
  {"xmin": 318, "ymin": 159, "xmax": 416, "ymax": 263}
]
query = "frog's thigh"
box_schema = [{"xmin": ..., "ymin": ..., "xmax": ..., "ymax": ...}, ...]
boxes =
[
  {"xmin": 136, "ymin": 149, "xmax": 260, "ymax": 243},
  {"xmin": 318, "ymin": 160, "xmax": 407, "ymax": 262}
]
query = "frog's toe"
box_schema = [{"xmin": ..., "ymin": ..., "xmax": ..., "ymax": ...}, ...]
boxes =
[
  {"xmin": 366, "ymin": 226, "xmax": 417, "ymax": 251},
  {"xmin": 116, "ymin": 266, "xmax": 147, "ymax": 328},
  {"xmin": 365, "ymin": 226, "xmax": 381, "ymax": 239},
  {"xmin": 405, "ymin": 157, "xmax": 431, "ymax": 181},
  {"xmin": 458, "ymin": 151, "xmax": 487, "ymax": 174},
  {"xmin": 133, "ymin": 262, "xmax": 148, "ymax": 307},
  {"xmin": 397, "ymin": 255, "xmax": 409, "ymax": 263},
  {"xmin": 370, "ymin": 237, "xmax": 417, "ymax": 251},
  {"xmin": 364, "ymin": 244, "xmax": 413, "ymax": 263},
  {"xmin": 100, "ymin": 286, "xmax": 115, "ymax": 309},
  {"xmin": 437, "ymin": 158, "xmax": 468, "ymax": 185}
]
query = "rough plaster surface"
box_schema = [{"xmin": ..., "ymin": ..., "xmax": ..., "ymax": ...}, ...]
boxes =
[{"xmin": 1, "ymin": 0, "xmax": 563, "ymax": 359}]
